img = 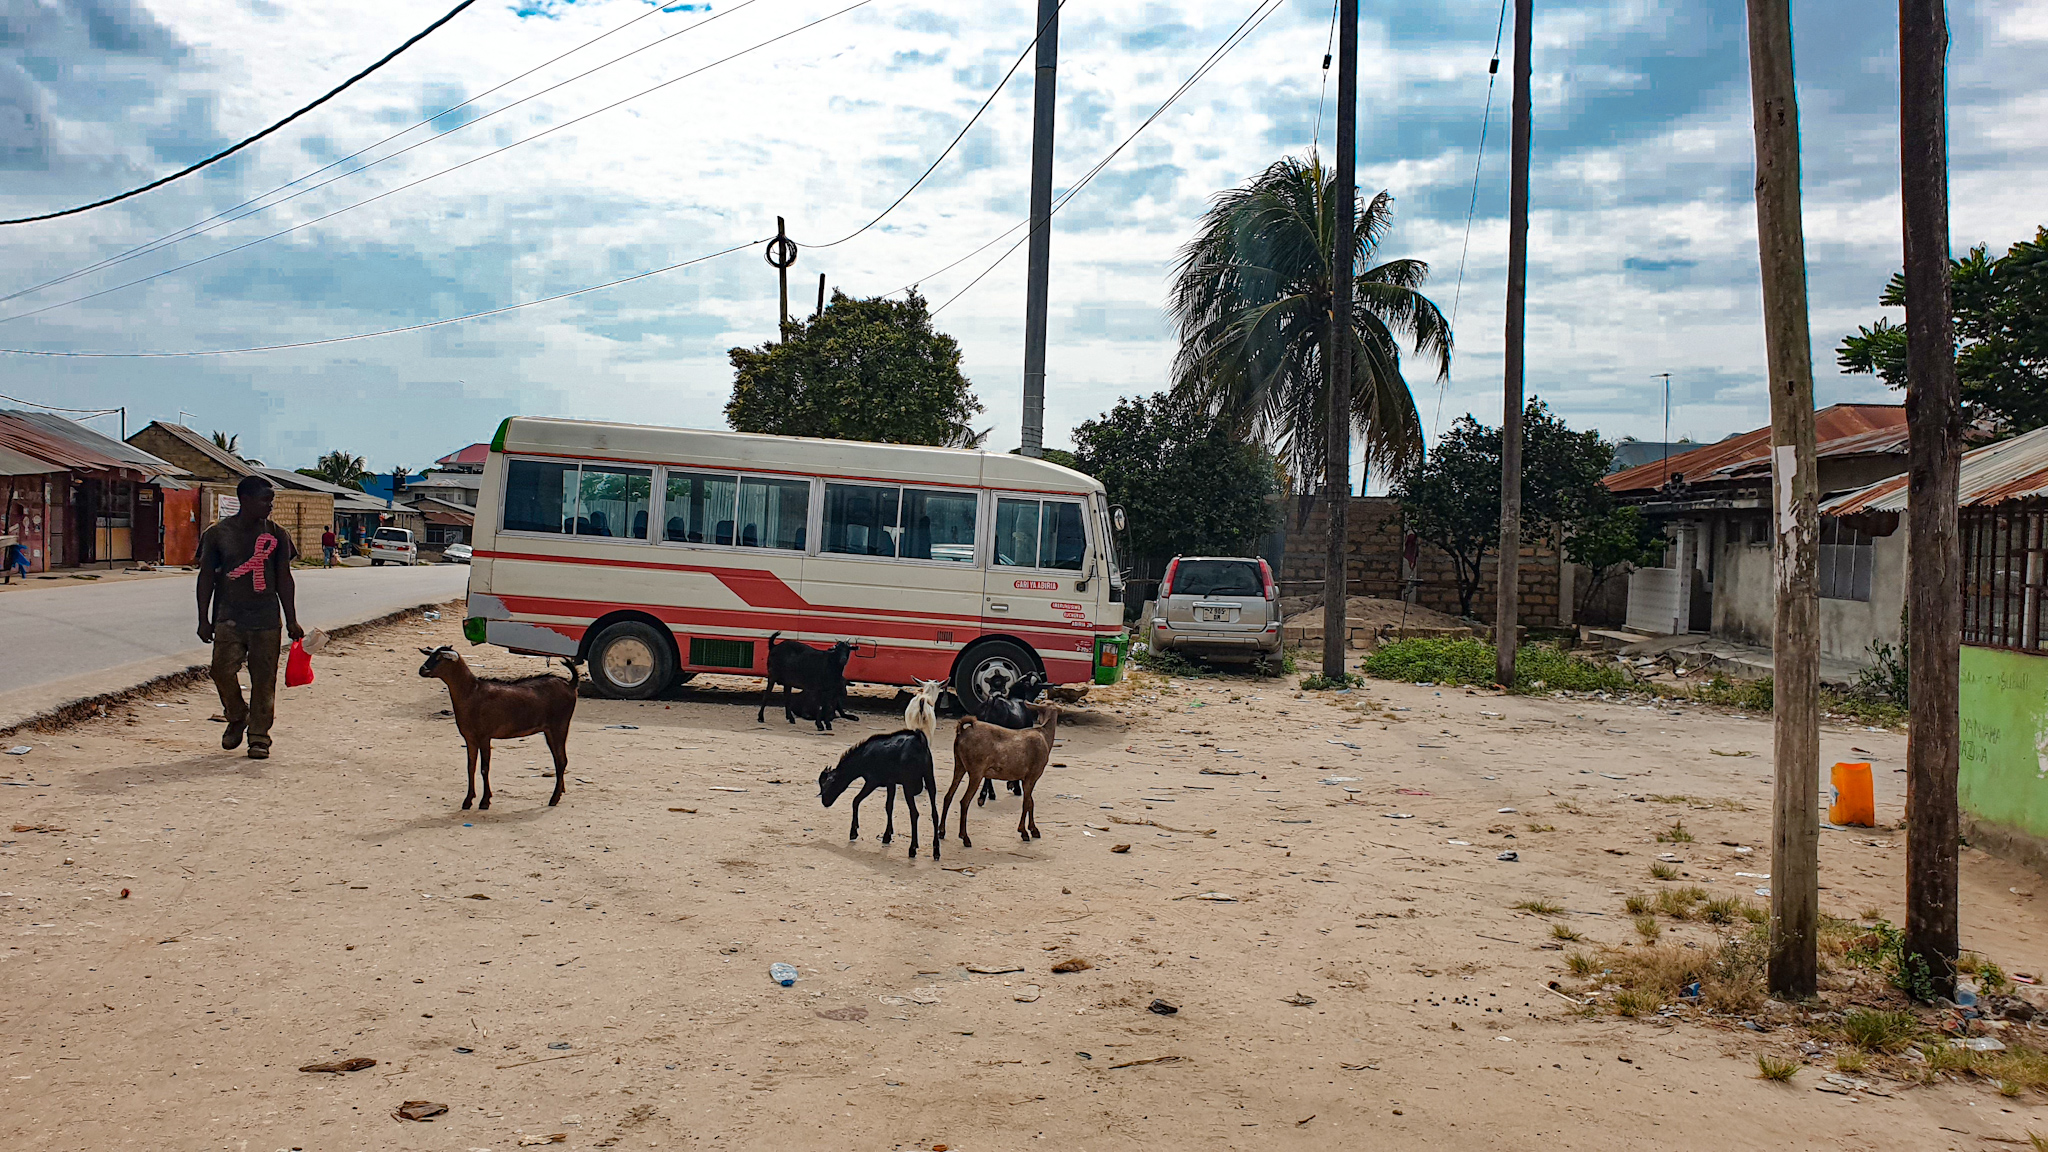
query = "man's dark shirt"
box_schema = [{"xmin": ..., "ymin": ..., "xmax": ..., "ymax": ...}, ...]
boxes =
[{"xmin": 199, "ymin": 517, "xmax": 297, "ymax": 630}]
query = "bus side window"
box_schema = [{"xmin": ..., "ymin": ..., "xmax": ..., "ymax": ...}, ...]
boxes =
[
  {"xmin": 992, "ymin": 498, "xmax": 1041, "ymax": 568},
  {"xmin": 736, "ymin": 477, "xmax": 810, "ymax": 551},
  {"xmin": 900, "ymin": 489, "xmax": 977, "ymax": 563},
  {"xmin": 824, "ymin": 483, "xmax": 901, "ymax": 558},
  {"xmin": 664, "ymin": 470, "xmax": 736, "ymax": 545},
  {"xmin": 578, "ymin": 465, "xmax": 651, "ymax": 540},
  {"xmin": 503, "ymin": 459, "xmax": 575, "ymax": 534},
  {"xmin": 1041, "ymin": 501, "xmax": 1086, "ymax": 570}
]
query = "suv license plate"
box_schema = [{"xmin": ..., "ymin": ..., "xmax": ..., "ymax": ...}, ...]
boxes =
[{"xmin": 1198, "ymin": 607, "xmax": 1229, "ymax": 622}]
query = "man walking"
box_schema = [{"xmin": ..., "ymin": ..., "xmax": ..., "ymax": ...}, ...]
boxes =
[
  {"xmin": 320, "ymin": 526, "xmax": 338, "ymax": 567},
  {"xmin": 197, "ymin": 475, "xmax": 305, "ymax": 759}
]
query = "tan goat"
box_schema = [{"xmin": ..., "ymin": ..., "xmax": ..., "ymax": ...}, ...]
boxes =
[{"xmin": 942, "ymin": 700, "xmax": 1057, "ymax": 846}]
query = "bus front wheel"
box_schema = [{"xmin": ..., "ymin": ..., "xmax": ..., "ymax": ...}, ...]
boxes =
[
  {"xmin": 952, "ymin": 639, "xmax": 1039, "ymax": 714},
  {"xmin": 586, "ymin": 620, "xmax": 677, "ymax": 700}
]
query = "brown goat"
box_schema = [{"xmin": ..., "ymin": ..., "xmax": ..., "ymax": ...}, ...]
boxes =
[
  {"xmin": 417, "ymin": 646, "xmax": 578, "ymax": 810},
  {"xmin": 941, "ymin": 700, "xmax": 1057, "ymax": 846}
]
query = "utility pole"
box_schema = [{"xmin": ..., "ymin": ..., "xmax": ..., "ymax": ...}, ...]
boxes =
[
  {"xmin": 1900, "ymin": 0, "xmax": 1963, "ymax": 1001},
  {"xmin": 1494, "ymin": 0, "xmax": 1533, "ymax": 689},
  {"xmin": 1744, "ymin": 0, "xmax": 1821, "ymax": 999},
  {"xmin": 1319, "ymin": 0, "xmax": 1359, "ymax": 680},
  {"xmin": 764, "ymin": 217, "xmax": 797, "ymax": 336},
  {"xmin": 816, "ymin": 273, "xmax": 827, "ymax": 320},
  {"xmin": 1653, "ymin": 373, "xmax": 1673, "ymax": 477},
  {"xmin": 1018, "ymin": 0, "xmax": 1060, "ymax": 459}
]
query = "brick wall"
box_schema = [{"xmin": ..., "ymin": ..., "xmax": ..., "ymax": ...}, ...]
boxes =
[
  {"xmin": 129, "ymin": 426, "xmax": 239, "ymax": 481},
  {"xmin": 1277, "ymin": 494, "xmax": 1563, "ymax": 628}
]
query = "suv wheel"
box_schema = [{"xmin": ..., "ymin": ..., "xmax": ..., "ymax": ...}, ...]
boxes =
[
  {"xmin": 586, "ymin": 621, "xmax": 677, "ymax": 700},
  {"xmin": 952, "ymin": 639, "xmax": 1039, "ymax": 713}
]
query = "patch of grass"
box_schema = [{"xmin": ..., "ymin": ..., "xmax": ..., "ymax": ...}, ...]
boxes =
[
  {"xmin": 1633, "ymin": 915, "xmax": 1662, "ymax": 943},
  {"xmin": 1656, "ymin": 819, "xmax": 1695, "ymax": 844},
  {"xmin": 1611, "ymin": 988, "xmax": 1661, "ymax": 1017},
  {"xmin": 1623, "ymin": 892, "xmax": 1653, "ymax": 915},
  {"xmin": 1835, "ymin": 918, "xmax": 1941, "ymax": 1000},
  {"xmin": 1248, "ymin": 649, "xmax": 1299, "ymax": 678},
  {"xmin": 1360, "ymin": 637, "xmax": 1626, "ymax": 693},
  {"xmin": 1842, "ymin": 1008, "xmax": 1919, "ymax": 1053},
  {"xmin": 1566, "ymin": 951, "xmax": 1599, "ymax": 977},
  {"xmin": 1741, "ymin": 902, "xmax": 1768, "ymax": 924},
  {"xmin": 1551, "ymin": 923, "xmax": 1583, "ymax": 942},
  {"xmin": 1756, "ymin": 1054, "xmax": 1799, "ymax": 1081},
  {"xmin": 2030, "ymin": 1132, "xmax": 2048, "ymax": 1152},
  {"xmin": 1650, "ymin": 862, "xmax": 1680, "ymax": 881},
  {"xmin": 1654, "ymin": 888, "xmax": 1706, "ymax": 919},
  {"xmin": 1555, "ymin": 799, "xmax": 1584, "ymax": 815},
  {"xmin": 1692, "ymin": 674, "xmax": 1775, "ymax": 712},
  {"xmin": 1979, "ymin": 1041, "xmax": 2048, "ymax": 1095},
  {"xmin": 1133, "ymin": 646, "xmax": 1213, "ymax": 678},
  {"xmin": 2000, "ymin": 1080, "xmax": 2025, "ymax": 1098},
  {"xmin": 1513, "ymin": 898, "xmax": 1565, "ymax": 915},
  {"xmin": 1859, "ymin": 906, "xmax": 1884, "ymax": 921},
  {"xmin": 1700, "ymin": 897, "xmax": 1745, "ymax": 925},
  {"xmin": 1299, "ymin": 671, "xmax": 1364, "ymax": 691},
  {"xmin": 1958, "ymin": 953, "xmax": 2013, "ymax": 994},
  {"xmin": 1833, "ymin": 1049, "xmax": 1868, "ymax": 1074},
  {"xmin": 1822, "ymin": 689, "xmax": 1906, "ymax": 728},
  {"xmin": 1525, "ymin": 822, "xmax": 1556, "ymax": 832}
]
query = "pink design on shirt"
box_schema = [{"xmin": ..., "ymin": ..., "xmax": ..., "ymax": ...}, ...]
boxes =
[{"xmin": 227, "ymin": 532, "xmax": 278, "ymax": 591}]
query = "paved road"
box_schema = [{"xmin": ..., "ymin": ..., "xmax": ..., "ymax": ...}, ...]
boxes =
[{"xmin": 0, "ymin": 565, "xmax": 468, "ymax": 698}]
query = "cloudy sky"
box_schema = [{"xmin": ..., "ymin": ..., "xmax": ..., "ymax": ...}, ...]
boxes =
[{"xmin": 1, "ymin": 0, "xmax": 2043, "ymax": 476}]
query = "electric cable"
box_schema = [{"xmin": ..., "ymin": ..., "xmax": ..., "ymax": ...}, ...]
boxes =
[
  {"xmin": 0, "ymin": 392, "xmax": 119, "ymax": 415},
  {"xmin": 1310, "ymin": 0, "xmax": 1338, "ymax": 156},
  {"xmin": 0, "ymin": 0, "xmax": 480, "ymax": 226},
  {"xmin": 1432, "ymin": 0, "xmax": 1510, "ymax": 441},
  {"xmin": 793, "ymin": 0, "xmax": 1070, "ymax": 250},
  {"xmin": 0, "ymin": 0, "xmax": 875, "ymax": 328},
  {"xmin": 1, "ymin": 0, "xmax": 738, "ymax": 306},
  {"xmin": 928, "ymin": 0, "xmax": 1290, "ymax": 316}
]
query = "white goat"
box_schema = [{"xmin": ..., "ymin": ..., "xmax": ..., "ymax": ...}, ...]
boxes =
[{"xmin": 903, "ymin": 679, "xmax": 945, "ymax": 740}]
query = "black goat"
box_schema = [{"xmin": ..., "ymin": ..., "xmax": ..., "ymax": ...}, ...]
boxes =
[
  {"xmin": 976, "ymin": 671, "xmax": 1048, "ymax": 805},
  {"xmin": 759, "ymin": 631, "xmax": 856, "ymax": 731},
  {"xmin": 819, "ymin": 730, "xmax": 939, "ymax": 859}
]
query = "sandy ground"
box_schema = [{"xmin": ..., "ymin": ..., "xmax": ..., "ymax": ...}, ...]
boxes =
[{"xmin": 2, "ymin": 607, "xmax": 2045, "ymax": 1151}]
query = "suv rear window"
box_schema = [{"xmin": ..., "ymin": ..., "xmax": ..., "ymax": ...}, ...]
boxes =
[
  {"xmin": 374, "ymin": 529, "xmax": 409, "ymax": 543},
  {"xmin": 1169, "ymin": 559, "xmax": 1261, "ymax": 597}
]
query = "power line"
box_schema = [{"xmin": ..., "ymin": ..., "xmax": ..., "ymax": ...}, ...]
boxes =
[
  {"xmin": 794, "ymin": 0, "xmax": 1071, "ymax": 250},
  {"xmin": 1, "ymin": 0, "xmax": 724, "ymax": 307},
  {"xmin": 0, "ymin": 392, "xmax": 119, "ymax": 415},
  {"xmin": 0, "ymin": 0, "xmax": 875, "ymax": 328},
  {"xmin": 1311, "ymin": 0, "xmax": 1338, "ymax": 155},
  {"xmin": 0, "ymin": 0, "xmax": 480, "ymax": 226},
  {"xmin": 0, "ymin": 239, "xmax": 765, "ymax": 358},
  {"xmin": 929, "ymin": 0, "xmax": 1290, "ymax": 317},
  {"xmin": 1432, "ymin": 0, "xmax": 1511, "ymax": 441}
]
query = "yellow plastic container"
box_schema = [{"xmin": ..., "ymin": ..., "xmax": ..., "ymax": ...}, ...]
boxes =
[{"xmin": 1829, "ymin": 762, "xmax": 1876, "ymax": 827}]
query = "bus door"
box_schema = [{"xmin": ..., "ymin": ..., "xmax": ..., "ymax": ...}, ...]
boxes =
[
  {"xmin": 983, "ymin": 493, "xmax": 1096, "ymax": 684},
  {"xmin": 799, "ymin": 481, "xmax": 983, "ymax": 683}
]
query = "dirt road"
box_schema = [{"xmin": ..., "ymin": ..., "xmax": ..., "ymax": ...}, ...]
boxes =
[{"xmin": 1, "ymin": 610, "xmax": 2042, "ymax": 1149}]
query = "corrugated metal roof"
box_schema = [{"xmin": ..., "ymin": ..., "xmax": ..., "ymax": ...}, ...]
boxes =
[
  {"xmin": 1605, "ymin": 404, "xmax": 1907, "ymax": 494},
  {"xmin": 0, "ymin": 411, "xmax": 183, "ymax": 478},
  {"xmin": 1823, "ymin": 424, "xmax": 2048, "ymax": 515},
  {"xmin": 1717, "ymin": 424, "xmax": 1914, "ymax": 478},
  {"xmin": 137, "ymin": 421, "xmax": 255, "ymax": 477},
  {"xmin": 0, "ymin": 443, "xmax": 62, "ymax": 476},
  {"xmin": 435, "ymin": 443, "xmax": 489, "ymax": 467}
]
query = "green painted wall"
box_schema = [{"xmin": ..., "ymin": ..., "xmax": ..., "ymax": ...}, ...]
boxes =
[{"xmin": 1959, "ymin": 646, "xmax": 2048, "ymax": 847}]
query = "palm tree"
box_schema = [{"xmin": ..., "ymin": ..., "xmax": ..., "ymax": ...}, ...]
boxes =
[
  {"xmin": 310, "ymin": 449, "xmax": 369, "ymax": 488},
  {"xmin": 1168, "ymin": 154, "xmax": 1451, "ymax": 482},
  {"xmin": 210, "ymin": 431, "xmax": 240, "ymax": 456}
]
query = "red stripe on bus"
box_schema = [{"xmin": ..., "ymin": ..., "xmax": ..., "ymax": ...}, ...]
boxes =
[{"xmin": 494, "ymin": 592, "xmax": 1110, "ymax": 652}]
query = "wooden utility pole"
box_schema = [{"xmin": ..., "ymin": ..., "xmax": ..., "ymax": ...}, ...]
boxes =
[
  {"xmin": 1019, "ymin": 0, "xmax": 1061, "ymax": 459},
  {"xmin": 765, "ymin": 216, "xmax": 797, "ymax": 335},
  {"xmin": 1320, "ymin": 0, "xmax": 1359, "ymax": 680},
  {"xmin": 1900, "ymin": 0, "xmax": 1963, "ymax": 1000},
  {"xmin": 816, "ymin": 273, "xmax": 827, "ymax": 319},
  {"xmin": 1494, "ymin": 0, "xmax": 1533, "ymax": 688},
  {"xmin": 1744, "ymin": 0, "xmax": 1821, "ymax": 998}
]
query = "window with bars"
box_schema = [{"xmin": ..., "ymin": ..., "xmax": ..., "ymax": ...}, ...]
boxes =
[
  {"xmin": 1961, "ymin": 503, "xmax": 2048, "ymax": 651},
  {"xmin": 1817, "ymin": 517, "xmax": 1873, "ymax": 601}
]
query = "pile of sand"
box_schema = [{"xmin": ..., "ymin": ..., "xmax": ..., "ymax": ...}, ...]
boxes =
[{"xmin": 1284, "ymin": 595, "xmax": 1469, "ymax": 632}]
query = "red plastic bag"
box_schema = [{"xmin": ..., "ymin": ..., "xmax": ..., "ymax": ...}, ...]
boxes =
[{"xmin": 285, "ymin": 639, "xmax": 315, "ymax": 688}]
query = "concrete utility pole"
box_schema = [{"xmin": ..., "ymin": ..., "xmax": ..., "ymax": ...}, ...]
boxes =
[
  {"xmin": 1744, "ymin": 0, "xmax": 1822, "ymax": 998},
  {"xmin": 1900, "ymin": 0, "xmax": 1964, "ymax": 1000},
  {"xmin": 1494, "ymin": 0, "xmax": 1533, "ymax": 689},
  {"xmin": 1320, "ymin": 0, "xmax": 1359, "ymax": 680},
  {"xmin": 1019, "ymin": 0, "xmax": 1061, "ymax": 459},
  {"xmin": 816, "ymin": 273, "xmax": 827, "ymax": 319}
]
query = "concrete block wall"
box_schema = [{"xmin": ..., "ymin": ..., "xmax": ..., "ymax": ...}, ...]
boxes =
[{"xmin": 1278, "ymin": 494, "xmax": 1563, "ymax": 628}]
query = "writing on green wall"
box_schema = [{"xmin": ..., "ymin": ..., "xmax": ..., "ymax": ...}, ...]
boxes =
[{"xmin": 1959, "ymin": 645, "xmax": 2048, "ymax": 842}]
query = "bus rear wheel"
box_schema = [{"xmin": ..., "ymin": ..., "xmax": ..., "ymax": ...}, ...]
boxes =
[
  {"xmin": 952, "ymin": 639, "xmax": 1039, "ymax": 714},
  {"xmin": 586, "ymin": 620, "xmax": 676, "ymax": 700}
]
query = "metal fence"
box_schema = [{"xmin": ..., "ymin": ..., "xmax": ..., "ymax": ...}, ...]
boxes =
[{"xmin": 1962, "ymin": 501, "xmax": 2047, "ymax": 651}]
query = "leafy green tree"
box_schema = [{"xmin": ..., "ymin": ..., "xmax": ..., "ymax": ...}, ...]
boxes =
[
  {"xmin": 1167, "ymin": 154, "xmax": 1451, "ymax": 481},
  {"xmin": 1837, "ymin": 227, "xmax": 2048, "ymax": 434},
  {"xmin": 1392, "ymin": 400, "xmax": 1614, "ymax": 618},
  {"xmin": 210, "ymin": 430, "xmax": 239, "ymax": 455},
  {"xmin": 1565, "ymin": 503, "xmax": 1664, "ymax": 617},
  {"xmin": 301, "ymin": 449, "xmax": 369, "ymax": 489},
  {"xmin": 726, "ymin": 290, "xmax": 985, "ymax": 447},
  {"xmin": 1072, "ymin": 392, "xmax": 1280, "ymax": 586}
]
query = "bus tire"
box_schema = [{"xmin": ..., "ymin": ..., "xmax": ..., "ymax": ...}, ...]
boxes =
[
  {"xmin": 586, "ymin": 620, "xmax": 676, "ymax": 700},
  {"xmin": 952, "ymin": 639, "xmax": 1039, "ymax": 714}
]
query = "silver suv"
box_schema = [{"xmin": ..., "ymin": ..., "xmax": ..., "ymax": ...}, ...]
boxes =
[{"xmin": 1149, "ymin": 556, "xmax": 1281, "ymax": 660}]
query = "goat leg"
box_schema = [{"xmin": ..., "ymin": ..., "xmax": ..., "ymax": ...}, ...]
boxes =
[
  {"xmin": 880, "ymin": 782, "xmax": 897, "ymax": 844},
  {"xmin": 477, "ymin": 743, "xmax": 493, "ymax": 811},
  {"xmin": 1010, "ymin": 780, "xmax": 1023, "ymax": 796},
  {"xmin": 939, "ymin": 767, "xmax": 970, "ymax": 849},
  {"xmin": 757, "ymin": 674, "xmax": 775, "ymax": 725},
  {"xmin": 977, "ymin": 776, "xmax": 994, "ymax": 806},
  {"xmin": 546, "ymin": 724, "xmax": 568, "ymax": 807},
  {"xmin": 462, "ymin": 741, "xmax": 478, "ymax": 810},
  {"xmin": 849, "ymin": 780, "xmax": 880, "ymax": 842},
  {"xmin": 926, "ymin": 774, "xmax": 941, "ymax": 859},
  {"xmin": 1022, "ymin": 775, "xmax": 1041, "ymax": 839},
  {"xmin": 903, "ymin": 781, "xmax": 919, "ymax": 859}
]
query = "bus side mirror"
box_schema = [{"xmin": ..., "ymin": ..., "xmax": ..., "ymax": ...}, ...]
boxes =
[{"xmin": 1110, "ymin": 505, "xmax": 1127, "ymax": 533}]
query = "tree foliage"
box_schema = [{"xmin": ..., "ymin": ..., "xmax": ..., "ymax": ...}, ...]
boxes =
[
  {"xmin": 1167, "ymin": 154, "xmax": 1451, "ymax": 483},
  {"xmin": 1072, "ymin": 392, "xmax": 1280, "ymax": 582},
  {"xmin": 301, "ymin": 449, "xmax": 369, "ymax": 489},
  {"xmin": 1391, "ymin": 400, "xmax": 1615, "ymax": 618},
  {"xmin": 1564, "ymin": 503, "xmax": 1665, "ymax": 616},
  {"xmin": 726, "ymin": 290, "xmax": 985, "ymax": 447},
  {"xmin": 1836, "ymin": 226, "xmax": 2048, "ymax": 434}
]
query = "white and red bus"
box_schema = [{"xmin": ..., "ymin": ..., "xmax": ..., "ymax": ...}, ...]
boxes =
[{"xmin": 460, "ymin": 417, "xmax": 1130, "ymax": 707}]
